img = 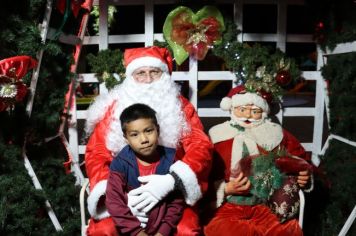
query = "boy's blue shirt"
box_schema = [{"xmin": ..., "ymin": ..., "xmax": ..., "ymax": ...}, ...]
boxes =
[{"xmin": 110, "ymin": 145, "xmax": 176, "ymax": 188}]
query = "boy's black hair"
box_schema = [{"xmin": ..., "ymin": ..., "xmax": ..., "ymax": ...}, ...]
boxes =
[{"xmin": 120, "ymin": 103, "xmax": 158, "ymax": 134}]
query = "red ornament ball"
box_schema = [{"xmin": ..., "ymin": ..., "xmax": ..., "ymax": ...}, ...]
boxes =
[
  {"xmin": 275, "ymin": 70, "xmax": 292, "ymax": 87},
  {"xmin": 258, "ymin": 89, "xmax": 273, "ymax": 104}
]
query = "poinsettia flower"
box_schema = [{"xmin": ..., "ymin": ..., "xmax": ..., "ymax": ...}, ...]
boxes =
[
  {"xmin": 0, "ymin": 56, "xmax": 37, "ymax": 112},
  {"xmin": 0, "ymin": 84, "xmax": 17, "ymax": 98},
  {"xmin": 171, "ymin": 15, "xmax": 222, "ymax": 61},
  {"xmin": 164, "ymin": 6, "xmax": 225, "ymax": 65}
]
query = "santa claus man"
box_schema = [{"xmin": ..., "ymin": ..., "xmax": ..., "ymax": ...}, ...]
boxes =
[
  {"xmin": 204, "ymin": 85, "xmax": 313, "ymax": 236},
  {"xmin": 85, "ymin": 46, "xmax": 213, "ymax": 235}
]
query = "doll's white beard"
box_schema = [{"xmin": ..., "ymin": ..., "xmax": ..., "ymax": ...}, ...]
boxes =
[
  {"xmin": 106, "ymin": 73, "xmax": 190, "ymax": 155},
  {"xmin": 230, "ymin": 113, "xmax": 267, "ymax": 129}
]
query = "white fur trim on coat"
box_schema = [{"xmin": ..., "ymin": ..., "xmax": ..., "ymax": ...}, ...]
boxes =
[
  {"xmin": 209, "ymin": 120, "xmax": 283, "ymax": 151},
  {"xmin": 169, "ymin": 160, "xmax": 202, "ymax": 205},
  {"xmin": 125, "ymin": 56, "xmax": 169, "ymax": 78},
  {"xmin": 232, "ymin": 92, "xmax": 269, "ymax": 113},
  {"xmin": 85, "ymin": 90, "xmax": 116, "ymax": 135},
  {"xmin": 87, "ymin": 180, "xmax": 110, "ymax": 220},
  {"xmin": 215, "ymin": 180, "xmax": 226, "ymax": 208}
]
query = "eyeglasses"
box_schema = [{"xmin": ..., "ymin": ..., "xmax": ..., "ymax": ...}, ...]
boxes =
[
  {"xmin": 235, "ymin": 106, "xmax": 263, "ymax": 115},
  {"xmin": 133, "ymin": 69, "xmax": 163, "ymax": 79}
]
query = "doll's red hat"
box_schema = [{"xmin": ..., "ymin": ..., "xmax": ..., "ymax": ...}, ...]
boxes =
[{"xmin": 220, "ymin": 84, "xmax": 270, "ymax": 113}]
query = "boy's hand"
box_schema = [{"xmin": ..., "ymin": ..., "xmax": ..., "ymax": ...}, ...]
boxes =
[
  {"xmin": 128, "ymin": 174, "xmax": 175, "ymax": 212},
  {"xmin": 225, "ymin": 173, "xmax": 251, "ymax": 196},
  {"xmin": 137, "ymin": 230, "xmax": 148, "ymax": 236}
]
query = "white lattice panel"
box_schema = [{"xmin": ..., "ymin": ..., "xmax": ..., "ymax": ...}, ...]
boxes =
[{"xmin": 72, "ymin": 0, "xmax": 326, "ymax": 167}]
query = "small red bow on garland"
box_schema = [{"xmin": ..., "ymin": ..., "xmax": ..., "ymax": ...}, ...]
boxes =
[
  {"xmin": 163, "ymin": 6, "xmax": 225, "ymax": 65},
  {"xmin": 0, "ymin": 56, "xmax": 37, "ymax": 112}
]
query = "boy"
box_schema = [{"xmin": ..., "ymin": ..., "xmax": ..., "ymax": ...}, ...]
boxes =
[{"xmin": 106, "ymin": 103, "xmax": 184, "ymax": 236}]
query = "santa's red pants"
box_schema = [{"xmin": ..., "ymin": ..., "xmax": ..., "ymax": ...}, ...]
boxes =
[
  {"xmin": 204, "ymin": 203, "xmax": 303, "ymax": 236},
  {"xmin": 87, "ymin": 207, "xmax": 201, "ymax": 236}
]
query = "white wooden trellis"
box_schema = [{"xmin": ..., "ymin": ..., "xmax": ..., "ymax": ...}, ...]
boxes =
[
  {"xmin": 22, "ymin": 0, "xmax": 63, "ymax": 231},
  {"xmin": 74, "ymin": 0, "xmax": 325, "ymax": 168},
  {"xmin": 319, "ymin": 42, "xmax": 356, "ymax": 236},
  {"xmin": 65, "ymin": 0, "xmax": 356, "ymax": 234},
  {"xmin": 22, "ymin": 0, "xmax": 94, "ymax": 231}
]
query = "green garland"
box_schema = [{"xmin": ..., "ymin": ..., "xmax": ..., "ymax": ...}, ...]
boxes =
[
  {"xmin": 317, "ymin": 140, "xmax": 356, "ymax": 236},
  {"xmin": 90, "ymin": 6, "xmax": 117, "ymax": 35},
  {"xmin": 156, "ymin": 19, "xmax": 301, "ymax": 102},
  {"xmin": 0, "ymin": 0, "xmax": 81, "ymax": 234},
  {"xmin": 212, "ymin": 19, "xmax": 301, "ymax": 102},
  {"xmin": 227, "ymin": 151, "xmax": 284, "ymax": 206},
  {"xmin": 87, "ymin": 49, "xmax": 126, "ymax": 90},
  {"xmin": 322, "ymin": 52, "xmax": 356, "ymax": 141},
  {"xmin": 304, "ymin": 2, "xmax": 356, "ymax": 234},
  {"xmin": 311, "ymin": 52, "xmax": 356, "ymax": 236}
]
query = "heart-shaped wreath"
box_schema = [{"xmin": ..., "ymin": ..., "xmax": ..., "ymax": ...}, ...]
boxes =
[{"xmin": 163, "ymin": 6, "xmax": 225, "ymax": 65}]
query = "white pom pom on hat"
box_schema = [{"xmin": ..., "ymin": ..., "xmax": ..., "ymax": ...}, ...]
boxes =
[
  {"xmin": 220, "ymin": 97, "xmax": 232, "ymax": 111},
  {"xmin": 219, "ymin": 85, "xmax": 246, "ymax": 111}
]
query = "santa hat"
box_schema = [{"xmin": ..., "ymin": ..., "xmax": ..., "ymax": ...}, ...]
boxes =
[
  {"xmin": 220, "ymin": 85, "xmax": 270, "ymax": 113},
  {"xmin": 124, "ymin": 46, "xmax": 173, "ymax": 77}
]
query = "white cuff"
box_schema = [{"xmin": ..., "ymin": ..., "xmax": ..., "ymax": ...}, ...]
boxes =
[
  {"xmin": 170, "ymin": 160, "xmax": 202, "ymax": 205},
  {"xmin": 87, "ymin": 180, "xmax": 111, "ymax": 220}
]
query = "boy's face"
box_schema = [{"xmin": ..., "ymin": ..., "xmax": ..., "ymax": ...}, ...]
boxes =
[{"xmin": 124, "ymin": 118, "xmax": 159, "ymax": 157}]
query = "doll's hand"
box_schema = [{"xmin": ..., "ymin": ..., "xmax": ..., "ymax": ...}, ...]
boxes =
[
  {"xmin": 297, "ymin": 170, "xmax": 310, "ymax": 188},
  {"xmin": 225, "ymin": 173, "xmax": 251, "ymax": 195}
]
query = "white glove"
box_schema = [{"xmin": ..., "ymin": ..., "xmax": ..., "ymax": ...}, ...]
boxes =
[
  {"xmin": 127, "ymin": 194, "xmax": 148, "ymax": 228},
  {"xmin": 128, "ymin": 174, "xmax": 175, "ymax": 213}
]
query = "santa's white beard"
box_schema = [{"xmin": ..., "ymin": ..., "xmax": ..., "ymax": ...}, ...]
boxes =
[{"xmin": 106, "ymin": 73, "xmax": 190, "ymax": 155}]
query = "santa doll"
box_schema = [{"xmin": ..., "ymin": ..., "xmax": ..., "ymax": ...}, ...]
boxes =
[
  {"xmin": 204, "ymin": 84, "xmax": 313, "ymax": 236},
  {"xmin": 85, "ymin": 46, "xmax": 213, "ymax": 235}
]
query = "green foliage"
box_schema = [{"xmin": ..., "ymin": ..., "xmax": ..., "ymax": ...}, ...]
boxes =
[
  {"xmin": 306, "ymin": 0, "xmax": 356, "ymax": 50},
  {"xmin": 212, "ymin": 20, "xmax": 301, "ymax": 102},
  {"xmin": 87, "ymin": 48, "xmax": 126, "ymax": 90},
  {"xmin": 0, "ymin": 141, "xmax": 50, "ymax": 236},
  {"xmin": 322, "ymin": 52, "xmax": 356, "ymax": 141},
  {"xmin": 314, "ymin": 51, "xmax": 356, "ymax": 236},
  {"xmin": 318, "ymin": 140, "xmax": 356, "ymax": 236},
  {"xmin": 90, "ymin": 6, "xmax": 117, "ymax": 35},
  {"xmin": 306, "ymin": 2, "xmax": 356, "ymax": 234},
  {"xmin": 251, "ymin": 153, "xmax": 283, "ymax": 199},
  {"xmin": 0, "ymin": 0, "xmax": 81, "ymax": 234}
]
